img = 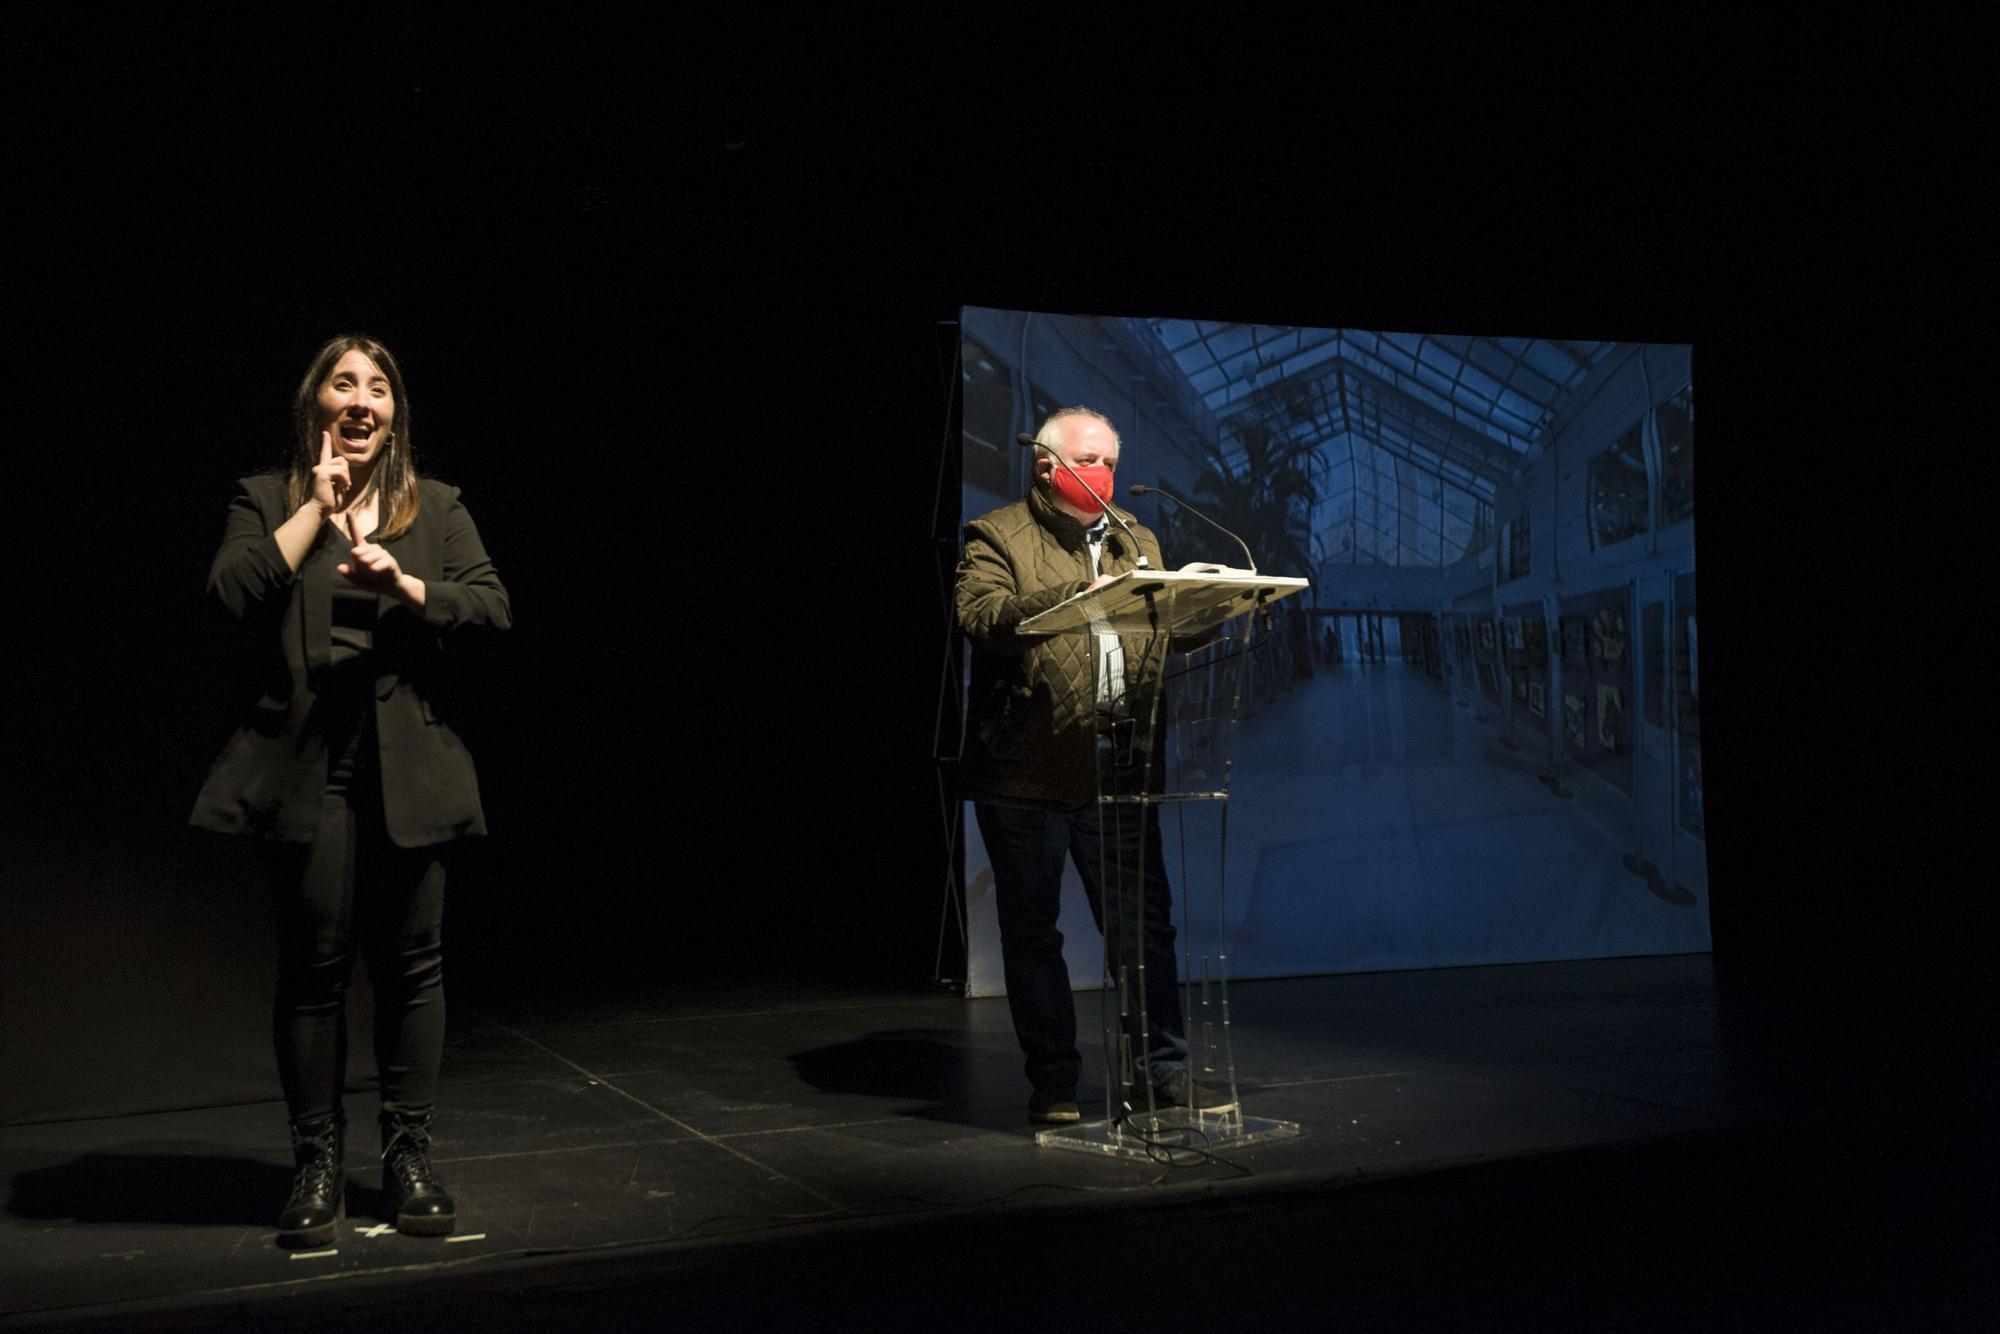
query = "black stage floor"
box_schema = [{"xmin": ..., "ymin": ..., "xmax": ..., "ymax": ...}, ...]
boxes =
[{"xmin": 4, "ymin": 955, "xmax": 1992, "ymax": 1331}]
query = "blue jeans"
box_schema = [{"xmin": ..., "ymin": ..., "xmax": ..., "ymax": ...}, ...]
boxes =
[{"xmin": 974, "ymin": 740, "xmax": 1188, "ymax": 1094}]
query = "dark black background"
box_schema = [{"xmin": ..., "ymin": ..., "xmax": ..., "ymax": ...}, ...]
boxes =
[{"xmin": 5, "ymin": 6, "xmax": 1984, "ymax": 1112}]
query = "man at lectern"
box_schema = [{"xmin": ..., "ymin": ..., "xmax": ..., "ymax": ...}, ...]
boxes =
[{"xmin": 956, "ymin": 406, "xmax": 1233, "ymax": 1125}]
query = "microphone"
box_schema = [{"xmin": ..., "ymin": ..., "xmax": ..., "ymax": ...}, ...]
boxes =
[
  {"xmin": 1128, "ymin": 485, "xmax": 1257, "ymax": 574},
  {"xmin": 1015, "ymin": 433, "xmax": 1151, "ymax": 569}
]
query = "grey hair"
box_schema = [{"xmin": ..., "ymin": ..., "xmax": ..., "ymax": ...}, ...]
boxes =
[{"xmin": 1033, "ymin": 405, "xmax": 1120, "ymax": 451}]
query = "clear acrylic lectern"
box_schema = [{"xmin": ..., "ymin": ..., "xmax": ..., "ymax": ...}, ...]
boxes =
[{"xmin": 1017, "ymin": 565, "xmax": 1309, "ymax": 1160}]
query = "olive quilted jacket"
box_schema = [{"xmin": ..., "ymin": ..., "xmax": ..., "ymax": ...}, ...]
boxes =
[{"xmin": 955, "ymin": 485, "xmax": 1165, "ymax": 810}]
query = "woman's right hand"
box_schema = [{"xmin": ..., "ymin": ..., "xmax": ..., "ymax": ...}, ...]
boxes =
[{"xmin": 309, "ymin": 429, "xmax": 349, "ymax": 520}]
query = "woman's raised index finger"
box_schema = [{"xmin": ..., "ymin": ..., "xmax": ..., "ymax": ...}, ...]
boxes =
[
  {"xmin": 319, "ymin": 430, "xmax": 333, "ymax": 464},
  {"xmin": 348, "ymin": 510, "xmax": 365, "ymax": 545}
]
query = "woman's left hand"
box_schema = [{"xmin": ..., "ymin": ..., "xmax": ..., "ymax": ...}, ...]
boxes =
[{"xmin": 338, "ymin": 512, "xmax": 425, "ymax": 607}]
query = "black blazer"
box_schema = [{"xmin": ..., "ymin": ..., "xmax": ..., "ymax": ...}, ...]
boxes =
[{"xmin": 190, "ymin": 473, "xmax": 511, "ymax": 847}]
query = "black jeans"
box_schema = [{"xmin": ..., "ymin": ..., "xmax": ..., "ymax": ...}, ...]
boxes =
[
  {"xmin": 974, "ymin": 738, "xmax": 1188, "ymax": 1095},
  {"xmin": 264, "ymin": 686, "xmax": 446, "ymax": 1128}
]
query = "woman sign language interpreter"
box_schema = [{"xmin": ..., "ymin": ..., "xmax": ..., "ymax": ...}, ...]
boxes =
[{"xmin": 191, "ymin": 334, "xmax": 510, "ymax": 1248}]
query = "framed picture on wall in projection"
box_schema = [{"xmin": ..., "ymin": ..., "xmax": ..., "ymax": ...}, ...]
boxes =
[
  {"xmin": 1592, "ymin": 605, "xmax": 1628, "ymax": 665},
  {"xmin": 1563, "ymin": 617, "xmax": 1587, "ymax": 666},
  {"xmin": 1558, "ymin": 586, "xmax": 1636, "ymax": 794},
  {"xmin": 1597, "ymin": 684, "xmax": 1626, "ymax": 751}
]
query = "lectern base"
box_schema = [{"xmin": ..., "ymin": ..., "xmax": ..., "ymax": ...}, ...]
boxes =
[{"xmin": 1035, "ymin": 1111, "xmax": 1302, "ymax": 1160}]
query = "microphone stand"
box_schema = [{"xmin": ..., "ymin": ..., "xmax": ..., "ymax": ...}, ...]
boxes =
[
  {"xmin": 1127, "ymin": 485, "xmax": 1257, "ymax": 574},
  {"xmin": 1129, "ymin": 483, "xmax": 1274, "ymax": 647}
]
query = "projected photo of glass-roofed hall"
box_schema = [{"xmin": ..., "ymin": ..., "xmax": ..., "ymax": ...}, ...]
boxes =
[{"xmin": 958, "ymin": 309, "xmax": 1705, "ymax": 993}]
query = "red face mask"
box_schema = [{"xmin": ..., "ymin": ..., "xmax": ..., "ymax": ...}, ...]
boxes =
[{"xmin": 1047, "ymin": 461, "xmax": 1114, "ymax": 514}]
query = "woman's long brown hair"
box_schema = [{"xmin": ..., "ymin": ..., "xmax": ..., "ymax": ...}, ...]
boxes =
[{"xmin": 284, "ymin": 334, "xmax": 422, "ymax": 541}]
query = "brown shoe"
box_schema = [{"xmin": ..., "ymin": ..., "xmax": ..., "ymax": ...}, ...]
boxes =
[
  {"xmin": 1028, "ymin": 1089, "xmax": 1081, "ymax": 1123},
  {"xmin": 1135, "ymin": 1070, "xmax": 1237, "ymax": 1113}
]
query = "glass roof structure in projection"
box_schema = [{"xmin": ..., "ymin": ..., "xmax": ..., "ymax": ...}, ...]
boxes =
[{"xmin": 1141, "ymin": 321, "xmax": 1613, "ymax": 568}]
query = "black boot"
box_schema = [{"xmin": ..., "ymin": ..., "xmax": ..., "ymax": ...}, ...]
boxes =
[
  {"xmin": 277, "ymin": 1116, "xmax": 345, "ymax": 1248},
  {"xmin": 380, "ymin": 1111, "xmax": 455, "ymax": 1237}
]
